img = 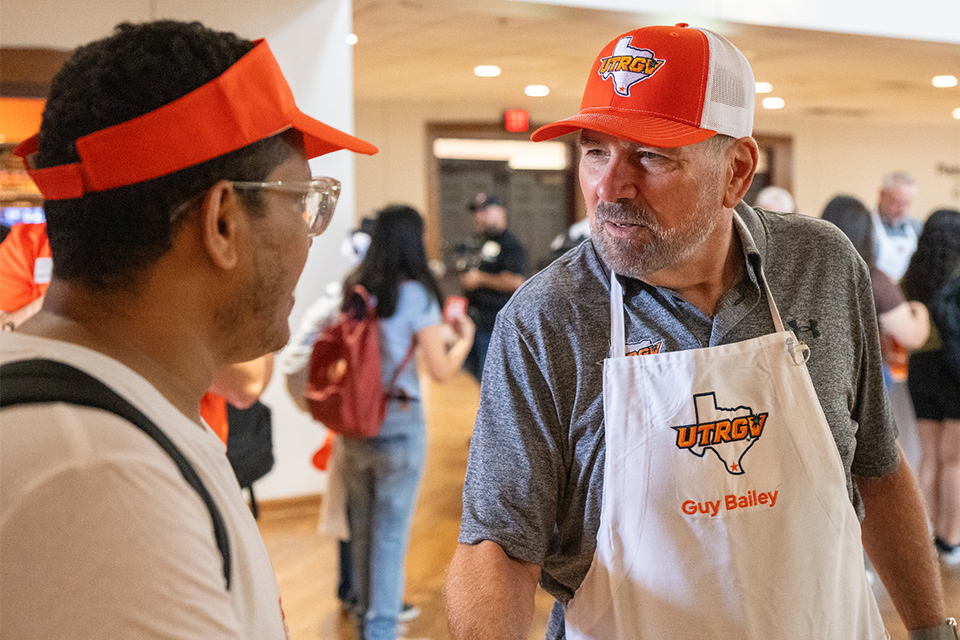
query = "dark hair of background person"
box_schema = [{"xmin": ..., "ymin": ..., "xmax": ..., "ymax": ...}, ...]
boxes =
[
  {"xmin": 36, "ymin": 20, "xmax": 294, "ymax": 291},
  {"xmin": 344, "ymin": 205, "xmax": 444, "ymax": 319},
  {"xmin": 901, "ymin": 209, "xmax": 960, "ymax": 307},
  {"xmin": 820, "ymin": 194, "xmax": 876, "ymax": 269}
]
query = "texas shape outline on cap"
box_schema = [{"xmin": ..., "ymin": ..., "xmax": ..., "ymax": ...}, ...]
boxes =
[{"xmin": 598, "ymin": 36, "xmax": 666, "ymax": 97}]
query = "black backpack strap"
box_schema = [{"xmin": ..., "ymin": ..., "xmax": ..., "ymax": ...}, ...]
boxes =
[{"xmin": 0, "ymin": 358, "xmax": 232, "ymax": 590}]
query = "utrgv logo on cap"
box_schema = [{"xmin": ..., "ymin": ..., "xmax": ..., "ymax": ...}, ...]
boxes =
[{"xmin": 597, "ymin": 36, "xmax": 665, "ymax": 97}]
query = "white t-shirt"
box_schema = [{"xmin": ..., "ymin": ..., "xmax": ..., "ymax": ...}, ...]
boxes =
[{"xmin": 0, "ymin": 333, "xmax": 289, "ymax": 639}]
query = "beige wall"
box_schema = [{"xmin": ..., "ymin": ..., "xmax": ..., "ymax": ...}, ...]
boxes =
[
  {"xmin": 356, "ymin": 98, "xmax": 960, "ymax": 233},
  {"xmin": 754, "ymin": 113, "xmax": 960, "ymax": 220}
]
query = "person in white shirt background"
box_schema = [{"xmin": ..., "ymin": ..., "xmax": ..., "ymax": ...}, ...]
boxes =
[{"xmin": 872, "ymin": 170, "xmax": 923, "ymax": 283}]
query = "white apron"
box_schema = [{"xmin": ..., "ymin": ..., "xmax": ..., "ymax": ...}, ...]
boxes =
[
  {"xmin": 871, "ymin": 209, "xmax": 917, "ymax": 282},
  {"xmin": 564, "ymin": 255, "xmax": 887, "ymax": 639}
]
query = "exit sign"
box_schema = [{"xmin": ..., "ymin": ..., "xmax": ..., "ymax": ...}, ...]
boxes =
[{"xmin": 504, "ymin": 109, "xmax": 529, "ymax": 133}]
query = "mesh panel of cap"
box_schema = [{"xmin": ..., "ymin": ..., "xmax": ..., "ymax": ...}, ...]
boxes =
[{"xmin": 697, "ymin": 27, "xmax": 754, "ymax": 138}]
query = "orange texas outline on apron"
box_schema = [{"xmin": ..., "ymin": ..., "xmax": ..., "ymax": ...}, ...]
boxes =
[{"xmin": 565, "ymin": 219, "xmax": 887, "ymax": 640}]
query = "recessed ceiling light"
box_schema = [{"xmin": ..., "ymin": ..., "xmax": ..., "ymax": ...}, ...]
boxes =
[
  {"xmin": 345, "ymin": 33, "xmax": 358, "ymax": 46},
  {"xmin": 953, "ymin": 108, "xmax": 960, "ymax": 120},
  {"xmin": 933, "ymin": 75, "xmax": 958, "ymax": 88},
  {"xmin": 474, "ymin": 65, "xmax": 501, "ymax": 78},
  {"xmin": 755, "ymin": 82, "xmax": 773, "ymax": 94},
  {"xmin": 762, "ymin": 97, "xmax": 785, "ymax": 110},
  {"xmin": 524, "ymin": 85, "xmax": 550, "ymax": 97}
]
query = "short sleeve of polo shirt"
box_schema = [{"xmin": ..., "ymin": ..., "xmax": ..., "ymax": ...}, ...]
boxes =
[{"xmin": 458, "ymin": 311, "xmax": 564, "ymax": 564}]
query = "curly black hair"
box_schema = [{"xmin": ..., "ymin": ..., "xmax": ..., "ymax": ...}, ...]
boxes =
[
  {"xmin": 37, "ymin": 20, "xmax": 293, "ymax": 290},
  {"xmin": 901, "ymin": 209, "xmax": 960, "ymax": 308}
]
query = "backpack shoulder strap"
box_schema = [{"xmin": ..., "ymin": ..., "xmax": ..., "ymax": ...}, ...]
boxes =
[
  {"xmin": 0, "ymin": 358, "xmax": 232, "ymax": 590},
  {"xmin": 385, "ymin": 339, "xmax": 417, "ymax": 395}
]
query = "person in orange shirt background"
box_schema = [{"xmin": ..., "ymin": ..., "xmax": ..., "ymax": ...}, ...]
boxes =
[{"xmin": 0, "ymin": 221, "xmax": 51, "ymax": 330}]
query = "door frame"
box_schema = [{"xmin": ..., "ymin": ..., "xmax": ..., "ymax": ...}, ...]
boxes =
[{"xmin": 426, "ymin": 122, "xmax": 578, "ymax": 262}]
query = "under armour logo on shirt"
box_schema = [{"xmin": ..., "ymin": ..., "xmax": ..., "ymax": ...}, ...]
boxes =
[{"xmin": 787, "ymin": 319, "xmax": 820, "ymax": 339}]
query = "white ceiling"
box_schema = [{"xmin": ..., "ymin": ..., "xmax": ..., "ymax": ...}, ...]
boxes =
[{"xmin": 352, "ymin": 0, "xmax": 960, "ymax": 127}]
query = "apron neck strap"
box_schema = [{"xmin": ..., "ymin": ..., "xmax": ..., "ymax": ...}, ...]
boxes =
[
  {"xmin": 609, "ymin": 266, "xmax": 787, "ymax": 340},
  {"xmin": 869, "ymin": 208, "xmax": 885, "ymax": 237},
  {"xmin": 756, "ymin": 265, "xmax": 787, "ymax": 333},
  {"xmin": 734, "ymin": 211, "xmax": 787, "ymax": 333},
  {"xmin": 610, "ymin": 273, "xmax": 627, "ymax": 358},
  {"xmin": 870, "ymin": 208, "xmax": 917, "ymax": 241},
  {"xmin": 735, "ymin": 214, "xmax": 810, "ymax": 364},
  {"xmin": 608, "ymin": 211, "xmax": 793, "ymax": 356}
]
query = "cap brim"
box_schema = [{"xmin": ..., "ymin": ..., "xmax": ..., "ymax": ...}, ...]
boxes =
[
  {"xmin": 292, "ymin": 111, "xmax": 378, "ymax": 157},
  {"xmin": 531, "ymin": 112, "xmax": 716, "ymax": 148}
]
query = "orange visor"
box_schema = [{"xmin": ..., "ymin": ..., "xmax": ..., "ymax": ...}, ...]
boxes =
[{"xmin": 14, "ymin": 40, "xmax": 377, "ymax": 201}]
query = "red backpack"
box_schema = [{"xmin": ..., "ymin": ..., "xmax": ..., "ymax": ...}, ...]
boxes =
[{"xmin": 305, "ymin": 286, "xmax": 413, "ymax": 439}]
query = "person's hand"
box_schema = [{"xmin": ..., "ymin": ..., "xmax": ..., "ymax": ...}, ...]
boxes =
[
  {"xmin": 438, "ymin": 322, "xmax": 459, "ymax": 349},
  {"xmin": 451, "ymin": 314, "xmax": 476, "ymax": 344},
  {"xmin": 460, "ymin": 269, "xmax": 483, "ymax": 291}
]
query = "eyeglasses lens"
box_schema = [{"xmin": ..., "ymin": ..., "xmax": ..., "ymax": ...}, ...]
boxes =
[
  {"xmin": 307, "ymin": 182, "xmax": 339, "ymax": 237},
  {"xmin": 230, "ymin": 178, "xmax": 340, "ymax": 238}
]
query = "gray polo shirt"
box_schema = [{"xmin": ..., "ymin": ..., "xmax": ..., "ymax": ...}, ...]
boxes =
[{"xmin": 458, "ymin": 203, "xmax": 898, "ymax": 632}]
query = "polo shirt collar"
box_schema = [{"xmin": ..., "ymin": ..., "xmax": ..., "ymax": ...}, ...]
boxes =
[{"xmin": 732, "ymin": 201, "xmax": 767, "ymax": 289}]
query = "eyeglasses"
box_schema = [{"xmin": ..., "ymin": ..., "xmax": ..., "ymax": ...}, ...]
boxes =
[{"xmin": 230, "ymin": 177, "xmax": 341, "ymax": 237}]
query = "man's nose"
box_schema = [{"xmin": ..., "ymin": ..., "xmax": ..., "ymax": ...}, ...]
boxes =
[{"xmin": 595, "ymin": 157, "xmax": 639, "ymax": 203}]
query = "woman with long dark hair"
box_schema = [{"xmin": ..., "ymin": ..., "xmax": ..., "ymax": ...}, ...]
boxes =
[
  {"xmin": 820, "ymin": 195, "xmax": 929, "ymax": 386},
  {"xmin": 338, "ymin": 204, "xmax": 474, "ymax": 639},
  {"xmin": 901, "ymin": 208, "xmax": 960, "ymax": 562}
]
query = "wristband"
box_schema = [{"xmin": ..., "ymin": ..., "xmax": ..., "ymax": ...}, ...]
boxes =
[{"xmin": 909, "ymin": 618, "xmax": 959, "ymax": 640}]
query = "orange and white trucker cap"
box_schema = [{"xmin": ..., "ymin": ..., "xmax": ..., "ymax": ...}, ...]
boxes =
[
  {"xmin": 531, "ymin": 23, "xmax": 754, "ymax": 148},
  {"xmin": 14, "ymin": 39, "xmax": 378, "ymax": 201}
]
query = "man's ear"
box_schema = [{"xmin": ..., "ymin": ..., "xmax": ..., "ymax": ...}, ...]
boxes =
[
  {"xmin": 723, "ymin": 137, "xmax": 760, "ymax": 209},
  {"xmin": 198, "ymin": 180, "xmax": 244, "ymax": 269}
]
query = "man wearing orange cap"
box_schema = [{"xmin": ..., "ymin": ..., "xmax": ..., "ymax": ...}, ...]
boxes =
[
  {"xmin": 0, "ymin": 20, "xmax": 375, "ymax": 639},
  {"xmin": 447, "ymin": 24, "xmax": 951, "ymax": 640}
]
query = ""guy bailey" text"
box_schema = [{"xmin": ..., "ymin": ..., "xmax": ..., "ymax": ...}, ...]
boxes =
[{"xmin": 681, "ymin": 489, "xmax": 779, "ymax": 517}]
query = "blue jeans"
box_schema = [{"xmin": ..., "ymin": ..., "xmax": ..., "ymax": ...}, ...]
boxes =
[
  {"xmin": 338, "ymin": 538, "xmax": 354, "ymax": 607},
  {"xmin": 882, "ymin": 362, "xmax": 894, "ymax": 389},
  {"xmin": 339, "ymin": 402, "xmax": 426, "ymax": 640}
]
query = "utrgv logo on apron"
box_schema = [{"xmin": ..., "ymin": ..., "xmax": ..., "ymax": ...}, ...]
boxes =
[
  {"xmin": 672, "ymin": 392, "xmax": 769, "ymax": 475},
  {"xmin": 625, "ymin": 338, "xmax": 663, "ymax": 356}
]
